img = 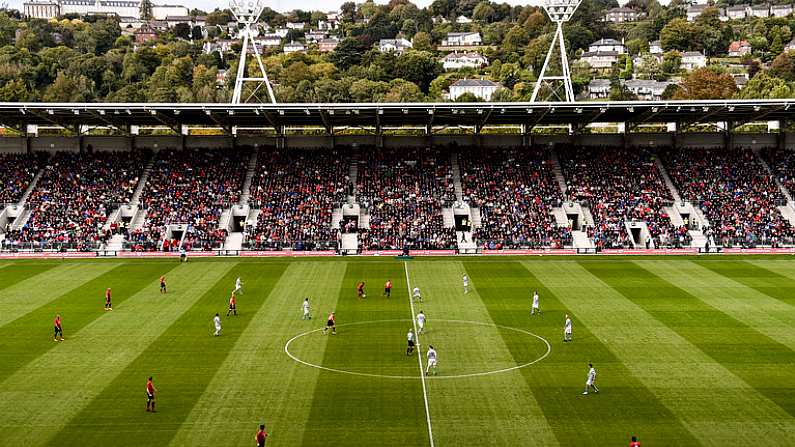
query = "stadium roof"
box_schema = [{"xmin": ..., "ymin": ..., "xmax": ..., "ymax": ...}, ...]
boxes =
[{"xmin": 1, "ymin": 100, "xmax": 792, "ymax": 133}]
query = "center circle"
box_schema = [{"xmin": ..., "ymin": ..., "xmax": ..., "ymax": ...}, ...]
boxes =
[{"xmin": 284, "ymin": 319, "xmax": 551, "ymax": 380}]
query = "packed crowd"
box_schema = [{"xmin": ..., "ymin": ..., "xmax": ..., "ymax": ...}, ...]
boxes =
[
  {"xmin": 246, "ymin": 148, "xmax": 348, "ymax": 251},
  {"xmin": 136, "ymin": 149, "xmax": 247, "ymax": 251},
  {"xmin": 762, "ymin": 148, "xmax": 795, "ymax": 199},
  {"xmin": 560, "ymin": 147, "xmax": 689, "ymax": 250},
  {"xmin": 358, "ymin": 147, "xmax": 456, "ymax": 250},
  {"xmin": 663, "ymin": 148, "xmax": 794, "ymax": 247},
  {"xmin": 0, "ymin": 153, "xmax": 41, "ymax": 205},
  {"xmin": 460, "ymin": 147, "xmax": 570, "ymax": 249},
  {"xmin": 4, "ymin": 151, "xmax": 144, "ymax": 251}
]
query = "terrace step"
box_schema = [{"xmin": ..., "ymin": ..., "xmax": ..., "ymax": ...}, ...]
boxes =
[
  {"xmin": 457, "ymin": 231, "xmax": 476, "ymax": 252},
  {"xmin": 223, "ymin": 232, "xmax": 244, "ymax": 251},
  {"xmin": 238, "ymin": 149, "xmax": 259, "ymax": 206},
  {"xmin": 572, "ymin": 230, "xmax": 594, "ymax": 250},
  {"xmin": 340, "ymin": 232, "xmax": 358, "ymax": 254},
  {"xmin": 131, "ymin": 154, "xmax": 155, "ymax": 206},
  {"xmin": 104, "ymin": 234, "xmax": 125, "ymax": 251},
  {"xmin": 450, "ymin": 152, "xmax": 464, "ymax": 202},
  {"xmin": 550, "ymin": 149, "xmax": 568, "ymax": 196},
  {"xmin": 10, "ymin": 207, "xmax": 32, "ymax": 230},
  {"xmin": 470, "ymin": 207, "xmax": 481, "ymax": 228},
  {"xmin": 779, "ymin": 203, "xmax": 795, "ymax": 227},
  {"xmin": 18, "ymin": 167, "xmax": 45, "ymax": 207},
  {"xmin": 442, "ymin": 207, "xmax": 455, "ymax": 229},
  {"xmin": 654, "ymin": 156, "xmax": 681, "ymax": 203}
]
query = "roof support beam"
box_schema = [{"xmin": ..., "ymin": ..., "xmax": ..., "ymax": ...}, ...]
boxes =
[
  {"xmin": 626, "ymin": 106, "xmax": 663, "ymax": 131},
  {"xmin": 475, "ymin": 109, "xmax": 492, "ymax": 134},
  {"xmin": 149, "ymin": 110, "xmax": 181, "ymax": 134},
  {"xmin": 679, "ymin": 106, "xmax": 727, "ymax": 132},
  {"xmin": 318, "ymin": 110, "xmax": 333, "ymax": 135},
  {"xmin": 87, "ymin": 111, "xmax": 131, "ymax": 136},
  {"xmin": 26, "ymin": 109, "xmax": 76, "ymax": 134},
  {"xmin": 730, "ymin": 106, "xmax": 787, "ymax": 130}
]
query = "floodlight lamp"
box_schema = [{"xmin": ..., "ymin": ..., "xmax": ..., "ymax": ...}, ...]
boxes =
[
  {"xmin": 229, "ymin": 0, "xmax": 266, "ymax": 24},
  {"xmin": 542, "ymin": 0, "xmax": 582, "ymax": 23}
]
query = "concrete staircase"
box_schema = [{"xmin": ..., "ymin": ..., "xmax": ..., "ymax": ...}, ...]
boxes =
[
  {"xmin": 754, "ymin": 148, "xmax": 793, "ymax": 202},
  {"xmin": 442, "ymin": 207, "xmax": 455, "ymax": 229},
  {"xmin": 10, "ymin": 207, "xmax": 32, "ymax": 230},
  {"xmin": 450, "ymin": 152, "xmax": 464, "ymax": 201},
  {"xmin": 223, "ymin": 232, "xmax": 244, "ymax": 251},
  {"xmin": 131, "ymin": 154, "xmax": 155, "ymax": 206},
  {"xmin": 550, "ymin": 149, "xmax": 568, "ymax": 196},
  {"xmin": 17, "ymin": 167, "xmax": 45, "ymax": 206},
  {"xmin": 340, "ymin": 233, "xmax": 358, "ymax": 254},
  {"xmin": 105, "ymin": 234, "xmax": 126, "ymax": 251},
  {"xmin": 654, "ymin": 156, "xmax": 681, "ymax": 202},
  {"xmin": 238, "ymin": 149, "xmax": 258, "ymax": 206},
  {"xmin": 470, "ymin": 206, "xmax": 481, "ymax": 228},
  {"xmin": 331, "ymin": 207, "xmax": 343, "ymax": 229},
  {"xmin": 572, "ymin": 231, "xmax": 594, "ymax": 250}
]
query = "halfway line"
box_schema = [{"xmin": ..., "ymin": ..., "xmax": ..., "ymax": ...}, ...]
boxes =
[{"xmin": 404, "ymin": 261, "xmax": 435, "ymax": 447}]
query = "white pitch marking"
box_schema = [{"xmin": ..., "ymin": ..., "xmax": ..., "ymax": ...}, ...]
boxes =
[{"xmin": 405, "ymin": 261, "xmax": 435, "ymax": 447}]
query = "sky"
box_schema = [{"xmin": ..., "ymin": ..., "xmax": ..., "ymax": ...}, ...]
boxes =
[{"xmin": 8, "ymin": 0, "xmax": 552, "ymax": 14}]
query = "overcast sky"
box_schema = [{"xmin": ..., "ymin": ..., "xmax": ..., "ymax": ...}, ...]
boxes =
[{"xmin": 7, "ymin": 0, "xmax": 553, "ymax": 14}]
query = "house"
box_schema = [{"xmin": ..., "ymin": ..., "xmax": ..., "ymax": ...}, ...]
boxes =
[
  {"xmin": 623, "ymin": 79, "xmax": 674, "ymax": 100},
  {"xmin": 650, "ymin": 40, "xmax": 663, "ymax": 55},
  {"xmin": 580, "ymin": 51, "xmax": 620, "ymax": 69},
  {"xmin": 785, "ymin": 38, "xmax": 795, "ymax": 52},
  {"xmin": 258, "ymin": 34, "xmax": 282, "ymax": 47},
  {"xmin": 604, "ymin": 7, "xmax": 644, "ymax": 23},
  {"xmin": 165, "ymin": 15, "xmax": 205, "ymax": 28},
  {"xmin": 587, "ymin": 79, "xmax": 611, "ymax": 99},
  {"xmin": 134, "ymin": 23, "xmax": 157, "ymax": 44},
  {"xmin": 432, "ymin": 15, "xmax": 449, "ymax": 24},
  {"xmin": 442, "ymin": 52, "xmax": 488, "ymax": 70},
  {"xmin": 732, "ymin": 74, "xmax": 749, "ymax": 89},
  {"xmin": 306, "ymin": 30, "xmax": 327, "ymax": 42},
  {"xmin": 286, "ymin": 22, "xmax": 306, "ymax": 30},
  {"xmin": 326, "ymin": 11, "xmax": 341, "ymax": 23},
  {"xmin": 751, "ymin": 4, "xmax": 770, "ymax": 17},
  {"xmin": 23, "ymin": 0, "xmax": 60, "ymax": 19},
  {"xmin": 274, "ymin": 28, "xmax": 289, "ymax": 38},
  {"xmin": 283, "ymin": 41, "xmax": 305, "ymax": 54},
  {"xmin": 728, "ymin": 40, "xmax": 752, "ymax": 57},
  {"xmin": 379, "ymin": 38, "xmax": 412, "ymax": 54},
  {"xmin": 681, "ymin": 51, "xmax": 707, "ymax": 70},
  {"xmin": 318, "ymin": 38, "xmax": 339, "ymax": 52},
  {"xmin": 687, "ymin": 4, "xmax": 708, "ymax": 21},
  {"xmin": 203, "ymin": 39, "xmax": 236, "ymax": 54},
  {"xmin": 456, "ymin": 15, "xmax": 472, "ymax": 24},
  {"xmin": 772, "ymin": 4, "xmax": 793, "ymax": 17},
  {"xmin": 441, "ymin": 32, "xmax": 483, "ymax": 47},
  {"xmin": 588, "ymin": 38, "xmax": 625, "ymax": 54},
  {"xmin": 448, "ymin": 79, "xmax": 502, "ymax": 101},
  {"xmin": 216, "ymin": 69, "xmax": 227, "ymax": 86},
  {"xmin": 317, "ymin": 20, "xmax": 337, "ymax": 31},
  {"xmin": 726, "ymin": 5, "xmax": 749, "ymax": 20}
]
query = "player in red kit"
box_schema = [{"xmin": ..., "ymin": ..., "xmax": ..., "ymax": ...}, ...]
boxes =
[
  {"xmin": 630, "ymin": 435, "xmax": 640, "ymax": 446},
  {"xmin": 104, "ymin": 288, "xmax": 112, "ymax": 311},
  {"xmin": 255, "ymin": 424, "xmax": 268, "ymax": 446},
  {"xmin": 53, "ymin": 314, "xmax": 64, "ymax": 341},
  {"xmin": 383, "ymin": 280, "xmax": 392, "ymax": 298},
  {"xmin": 145, "ymin": 376, "xmax": 157, "ymax": 412},
  {"xmin": 159, "ymin": 275, "xmax": 167, "ymax": 294},
  {"xmin": 227, "ymin": 292, "xmax": 237, "ymax": 316},
  {"xmin": 356, "ymin": 281, "xmax": 366, "ymax": 299},
  {"xmin": 322, "ymin": 312, "xmax": 336, "ymax": 335}
]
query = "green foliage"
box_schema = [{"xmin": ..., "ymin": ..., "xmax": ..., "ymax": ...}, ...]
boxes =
[{"xmin": 735, "ymin": 71, "xmax": 795, "ymax": 99}]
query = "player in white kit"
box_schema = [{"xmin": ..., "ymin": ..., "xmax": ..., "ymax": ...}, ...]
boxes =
[
  {"xmin": 583, "ymin": 363, "xmax": 599, "ymax": 395},
  {"xmin": 425, "ymin": 345, "xmax": 437, "ymax": 375},
  {"xmin": 302, "ymin": 298, "xmax": 311, "ymax": 320},
  {"xmin": 564, "ymin": 314, "xmax": 572, "ymax": 342},
  {"xmin": 416, "ymin": 310, "xmax": 426, "ymax": 334},
  {"xmin": 213, "ymin": 313, "xmax": 222, "ymax": 336},
  {"xmin": 463, "ymin": 274, "xmax": 469, "ymax": 294},
  {"xmin": 412, "ymin": 287, "xmax": 423, "ymax": 303},
  {"xmin": 234, "ymin": 277, "xmax": 243, "ymax": 295},
  {"xmin": 531, "ymin": 290, "xmax": 540, "ymax": 316}
]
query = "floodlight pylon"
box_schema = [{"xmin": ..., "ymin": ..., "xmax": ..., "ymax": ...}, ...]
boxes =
[
  {"xmin": 531, "ymin": 0, "xmax": 582, "ymax": 102},
  {"xmin": 230, "ymin": 0, "xmax": 276, "ymax": 104}
]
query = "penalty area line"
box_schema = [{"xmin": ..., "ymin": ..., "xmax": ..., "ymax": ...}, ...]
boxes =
[{"xmin": 404, "ymin": 261, "xmax": 435, "ymax": 447}]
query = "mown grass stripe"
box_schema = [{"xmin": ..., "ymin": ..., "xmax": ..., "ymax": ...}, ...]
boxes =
[
  {"xmin": 0, "ymin": 262, "xmax": 174, "ymax": 384},
  {"xmin": 411, "ymin": 260, "xmax": 559, "ymax": 446},
  {"xmin": 52, "ymin": 261, "xmax": 288, "ymax": 446},
  {"xmin": 301, "ymin": 260, "xmax": 429, "ymax": 446},
  {"xmin": 571, "ymin": 259, "xmax": 795, "ymax": 445},
  {"xmin": 0, "ymin": 261, "xmax": 236, "ymax": 447},
  {"xmin": 169, "ymin": 261, "xmax": 347, "ymax": 447},
  {"xmin": 0, "ymin": 262, "xmax": 104, "ymax": 327},
  {"xmin": 631, "ymin": 260, "xmax": 795, "ymax": 419},
  {"xmin": 469, "ymin": 260, "xmax": 699, "ymax": 446},
  {"xmin": 698, "ymin": 259, "xmax": 795, "ymax": 309}
]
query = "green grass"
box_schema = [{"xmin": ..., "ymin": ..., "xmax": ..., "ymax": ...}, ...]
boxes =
[{"xmin": 1, "ymin": 257, "xmax": 795, "ymax": 446}]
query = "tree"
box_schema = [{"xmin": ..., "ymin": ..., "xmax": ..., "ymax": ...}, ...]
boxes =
[
  {"xmin": 660, "ymin": 18, "xmax": 699, "ymax": 52},
  {"xmin": 735, "ymin": 72, "xmax": 795, "ymax": 99},
  {"xmin": 634, "ymin": 54, "xmax": 662, "ymax": 80},
  {"xmin": 43, "ymin": 72, "xmax": 95, "ymax": 102},
  {"xmin": 472, "ymin": 3, "xmax": 496, "ymax": 22},
  {"xmin": 329, "ymin": 38, "xmax": 365, "ymax": 70},
  {"xmin": 0, "ymin": 79, "xmax": 34, "ymax": 101},
  {"xmin": 382, "ymin": 78, "xmax": 424, "ymax": 102},
  {"xmin": 140, "ymin": 0, "xmax": 154, "ymax": 21},
  {"xmin": 394, "ymin": 50, "xmax": 442, "ymax": 92},
  {"xmin": 350, "ymin": 78, "xmax": 390, "ymax": 101},
  {"xmin": 672, "ymin": 68, "xmax": 738, "ymax": 99},
  {"xmin": 173, "ymin": 23, "xmax": 191, "ymax": 40},
  {"xmin": 454, "ymin": 91, "xmax": 481, "ymax": 102},
  {"xmin": 412, "ymin": 31, "xmax": 433, "ymax": 51},
  {"xmin": 770, "ymin": 51, "xmax": 795, "ymax": 81},
  {"xmin": 491, "ymin": 87, "xmax": 513, "ymax": 102}
]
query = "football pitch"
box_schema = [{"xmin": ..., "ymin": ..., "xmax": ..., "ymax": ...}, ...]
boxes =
[{"xmin": 1, "ymin": 256, "xmax": 794, "ymax": 446}]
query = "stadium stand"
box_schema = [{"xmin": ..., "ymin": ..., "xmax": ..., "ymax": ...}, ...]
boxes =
[
  {"xmin": 662, "ymin": 148, "xmax": 795, "ymax": 247},
  {"xmin": 5, "ymin": 151, "xmax": 144, "ymax": 251},
  {"xmin": 357, "ymin": 147, "xmax": 457, "ymax": 250},
  {"xmin": 245, "ymin": 148, "xmax": 348, "ymax": 251},
  {"xmin": 135, "ymin": 148, "xmax": 247, "ymax": 251},
  {"xmin": 559, "ymin": 147, "xmax": 689, "ymax": 249},
  {"xmin": 459, "ymin": 146, "xmax": 571, "ymax": 249},
  {"xmin": 762, "ymin": 148, "xmax": 795, "ymax": 198},
  {"xmin": 0, "ymin": 153, "xmax": 42, "ymax": 206}
]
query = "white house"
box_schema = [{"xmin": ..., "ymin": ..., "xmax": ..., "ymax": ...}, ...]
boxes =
[
  {"xmin": 588, "ymin": 38, "xmax": 625, "ymax": 54},
  {"xmin": 605, "ymin": 7, "xmax": 644, "ymax": 23},
  {"xmin": 23, "ymin": 0, "xmax": 60, "ymax": 19},
  {"xmin": 785, "ymin": 38, "xmax": 795, "ymax": 52},
  {"xmin": 24, "ymin": 0, "xmax": 188, "ymax": 20},
  {"xmin": 587, "ymin": 79, "xmax": 611, "ymax": 99},
  {"xmin": 442, "ymin": 32, "xmax": 483, "ymax": 47},
  {"xmin": 772, "ymin": 4, "xmax": 793, "ymax": 17},
  {"xmin": 448, "ymin": 79, "xmax": 502, "ymax": 101},
  {"xmin": 650, "ymin": 40, "xmax": 663, "ymax": 55},
  {"xmin": 726, "ymin": 5, "xmax": 749, "ymax": 20},
  {"xmin": 286, "ymin": 22, "xmax": 306, "ymax": 30},
  {"xmin": 203, "ymin": 39, "xmax": 236, "ymax": 54},
  {"xmin": 624, "ymin": 79, "xmax": 674, "ymax": 101},
  {"xmin": 686, "ymin": 4, "xmax": 708, "ymax": 21},
  {"xmin": 681, "ymin": 51, "xmax": 707, "ymax": 70},
  {"xmin": 580, "ymin": 51, "xmax": 620, "ymax": 69},
  {"xmin": 258, "ymin": 34, "xmax": 282, "ymax": 47},
  {"xmin": 283, "ymin": 41, "xmax": 305, "ymax": 54},
  {"xmin": 274, "ymin": 28, "xmax": 289, "ymax": 38},
  {"xmin": 751, "ymin": 4, "xmax": 770, "ymax": 17},
  {"xmin": 306, "ymin": 30, "xmax": 327, "ymax": 42},
  {"xmin": 728, "ymin": 40, "xmax": 752, "ymax": 57},
  {"xmin": 379, "ymin": 38, "xmax": 412, "ymax": 53},
  {"xmin": 442, "ymin": 52, "xmax": 488, "ymax": 70},
  {"xmin": 455, "ymin": 15, "xmax": 472, "ymax": 24}
]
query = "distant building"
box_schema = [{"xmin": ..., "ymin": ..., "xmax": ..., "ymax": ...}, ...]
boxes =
[
  {"xmin": 751, "ymin": 4, "xmax": 770, "ymax": 17},
  {"xmin": 134, "ymin": 23, "xmax": 157, "ymax": 44},
  {"xmin": 580, "ymin": 51, "xmax": 620, "ymax": 69},
  {"xmin": 23, "ymin": 0, "xmax": 59, "ymax": 19},
  {"xmin": 306, "ymin": 30, "xmax": 327, "ymax": 42},
  {"xmin": 442, "ymin": 52, "xmax": 488, "ymax": 70},
  {"xmin": 441, "ymin": 32, "xmax": 483, "ymax": 47},
  {"xmin": 686, "ymin": 4, "xmax": 708, "ymax": 21},
  {"xmin": 681, "ymin": 51, "xmax": 707, "ymax": 70},
  {"xmin": 318, "ymin": 38, "xmax": 339, "ymax": 52},
  {"xmin": 274, "ymin": 28, "xmax": 289, "ymax": 38},
  {"xmin": 650, "ymin": 40, "xmax": 663, "ymax": 55},
  {"xmin": 448, "ymin": 79, "xmax": 502, "ymax": 101},
  {"xmin": 203, "ymin": 39, "xmax": 236, "ymax": 55},
  {"xmin": 726, "ymin": 5, "xmax": 749, "ymax": 20},
  {"xmin": 587, "ymin": 79, "xmax": 611, "ymax": 99},
  {"xmin": 785, "ymin": 38, "xmax": 795, "ymax": 52},
  {"xmin": 286, "ymin": 22, "xmax": 306, "ymax": 30},
  {"xmin": 23, "ymin": 0, "xmax": 188, "ymax": 20},
  {"xmin": 623, "ymin": 79, "xmax": 674, "ymax": 100},
  {"xmin": 732, "ymin": 73, "xmax": 749, "ymax": 89},
  {"xmin": 604, "ymin": 7, "xmax": 644, "ymax": 23},
  {"xmin": 589, "ymin": 38, "xmax": 625, "ymax": 54},
  {"xmin": 258, "ymin": 34, "xmax": 282, "ymax": 47},
  {"xmin": 456, "ymin": 15, "xmax": 472, "ymax": 24},
  {"xmin": 379, "ymin": 38, "xmax": 412, "ymax": 54},
  {"xmin": 728, "ymin": 40, "xmax": 752, "ymax": 57},
  {"xmin": 165, "ymin": 15, "xmax": 205, "ymax": 28},
  {"xmin": 283, "ymin": 41, "xmax": 305, "ymax": 54},
  {"xmin": 772, "ymin": 4, "xmax": 793, "ymax": 17}
]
